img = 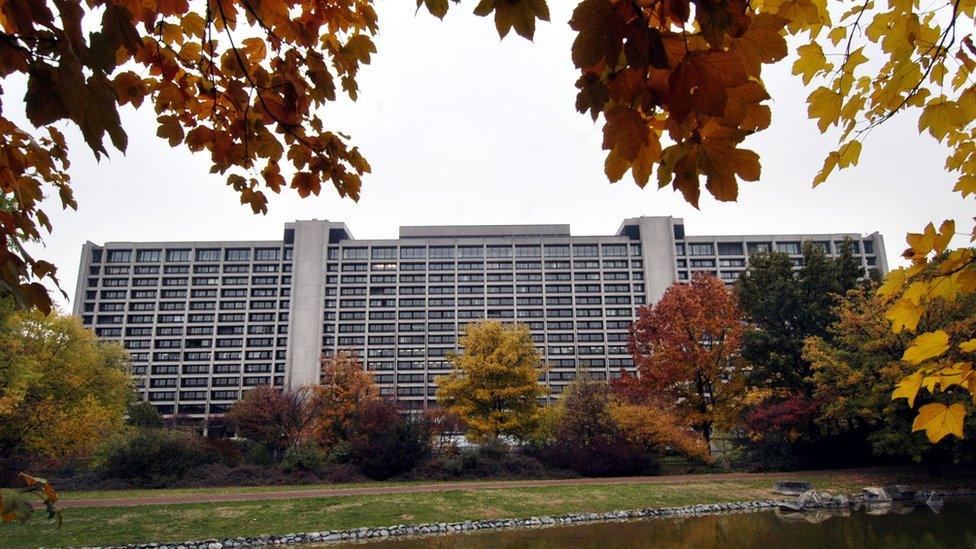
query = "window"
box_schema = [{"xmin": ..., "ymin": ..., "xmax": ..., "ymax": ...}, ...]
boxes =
[
  {"xmin": 545, "ymin": 245, "xmax": 570, "ymax": 257},
  {"xmin": 342, "ymin": 247, "xmax": 367, "ymax": 260},
  {"xmin": 747, "ymin": 241, "xmax": 772, "ymax": 254},
  {"xmin": 225, "ymin": 248, "xmax": 250, "ymax": 261},
  {"xmin": 515, "ymin": 245, "xmax": 541, "ymax": 257},
  {"xmin": 196, "ymin": 249, "xmax": 220, "ymax": 261},
  {"xmin": 717, "ymin": 242, "xmax": 744, "ymax": 256},
  {"xmin": 776, "ymin": 241, "xmax": 801, "ymax": 254},
  {"xmin": 602, "ymin": 244, "xmax": 627, "ymax": 256},
  {"xmin": 371, "ymin": 247, "xmax": 396, "ymax": 260},
  {"xmin": 254, "ymin": 248, "xmax": 279, "ymax": 261},
  {"xmin": 106, "ymin": 250, "xmax": 131, "ymax": 263},
  {"xmin": 688, "ymin": 243, "xmax": 714, "ymax": 256},
  {"xmin": 862, "ymin": 240, "xmax": 873, "ymax": 254},
  {"xmin": 573, "ymin": 244, "xmax": 598, "ymax": 257},
  {"xmin": 487, "ymin": 246, "xmax": 512, "ymax": 258},
  {"xmin": 166, "ymin": 249, "xmax": 190, "ymax": 262},
  {"xmin": 401, "ymin": 247, "xmax": 426, "ymax": 259},
  {"xmin": 429, "ymin": 246, "xmax": 455, "ymax": 259},
  {"xmin": 458, "ymin": 246, "xmax": 483, "ymax": 258},
  {"xmin": 137, "ymin": 249, "xmax": 160, "ymax": 262}
]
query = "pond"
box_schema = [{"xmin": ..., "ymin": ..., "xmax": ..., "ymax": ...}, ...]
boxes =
[{"xmin": 333, "ymin": 499, "xmax": 976, "ymax": 548}]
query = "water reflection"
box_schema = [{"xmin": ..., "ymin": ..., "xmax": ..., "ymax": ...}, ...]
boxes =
[{"xmin": 331, "ymin": 499, "xmax": 976, "ymax": 548}]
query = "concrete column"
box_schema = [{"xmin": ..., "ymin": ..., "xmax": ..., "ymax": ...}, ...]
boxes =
[
  {"xmin": 638, "ymin": 216, "xmax": 678, "ymax": 304},
  {"xmin": 285, "ymin": 220, "xmax": 329, "ymax": 388}
]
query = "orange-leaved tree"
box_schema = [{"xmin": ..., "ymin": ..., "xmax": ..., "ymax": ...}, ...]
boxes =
[
  {"xmin": 627, "ymin": 273, "xmax": 745, "ymax": 443},
  {"xmin": 311, "ymin": 351, "xmax": 379, "ymax": 447}
]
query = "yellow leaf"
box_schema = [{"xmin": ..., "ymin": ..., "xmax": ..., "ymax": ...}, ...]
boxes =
[
  {"xmin": 827, "ymin": 25, "xmax": 847, "ymax": 46},
  {"xmin": 837, "ymin": 140, "xmax": 861, "ymax": 168},
  {"xmin": 912, "ymin": 403, "xmax": 966, "ymax": 443},
  {"xmin": 918, "ymin": 98, "xmax": 966, "ymax": 141},
  {"xmin": 892, "ymin": 372, "xmax": 923, "ymax": 407},
  {"xmin": 961, "ymin": 339, "xmax": 976, "ymax": 353},
  {"xmin": 906, "ymin": 223, "xmax": 937, "ymax": 258},
  {"xmin": 792, "ymin": 42, "xmax": 828, "ymax": 85},
  {"xmin": 903, "ymin": 331, "xmax": 951, "ymax": 364},
  {"xmin": 953, "ymin": 174, "xmax": 976, "ymax": 197},
  {"xmin": 933, "ymin": 220, "xmax": 955, "ymax": 253},
  {"xmin": 886, "ymin": 297, "xmax": 923, "ymax": 333},
  {"xmin": 812, "ymin": 151, "xmax": 838, "ymax": 187},
  {"xmin": 877, "ymin": 268, "xmax": 906, "ymax": 297},
  {"xmin": 807, "ymin": 86, "xmax": 842, "ymax": 132}
]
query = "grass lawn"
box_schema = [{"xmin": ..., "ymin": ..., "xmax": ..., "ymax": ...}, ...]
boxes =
[{"xmin": 0, "ymin": 470, "xmax": 964, "ymax": 548}]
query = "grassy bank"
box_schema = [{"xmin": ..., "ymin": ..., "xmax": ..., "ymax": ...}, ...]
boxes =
[{"xmin": 0, "ymin": 470, "xmax": 962, "ymax": 547}]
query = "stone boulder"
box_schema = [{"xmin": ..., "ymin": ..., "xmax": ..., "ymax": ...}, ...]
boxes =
[
  {"xmin": 884, "ymin": 485, "xmax": 916, "ymax": 501},
  {"xmin": 772, "ymin": 481, "xmax": 812, "ymax": 496},
  {"xmin": 862, "ymin": 486, "xmax": 892, "ymax": 502}
]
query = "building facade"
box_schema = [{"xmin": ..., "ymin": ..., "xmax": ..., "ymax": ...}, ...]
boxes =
[{"xmin": 73, "ymin": 216, "xmax": 888, "ymax": 416}]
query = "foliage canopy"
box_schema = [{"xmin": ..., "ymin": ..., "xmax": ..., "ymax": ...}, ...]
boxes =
[{"xmin": 436, "ymin": 320, "xmax": 547, "ymax": 443}]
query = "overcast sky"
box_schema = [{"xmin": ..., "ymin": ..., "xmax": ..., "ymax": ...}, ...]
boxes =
[{"xmin": 18, "ymin": 2, "xmax": 972, "ymax": 308}]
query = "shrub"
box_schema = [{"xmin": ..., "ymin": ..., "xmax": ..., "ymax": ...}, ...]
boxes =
[
  {"xmin": 280, "ymin": 442, "xmax": 327, "ymax": 474},
  {"xmin": 533, "ymin": 381, "xmax": 655, "ymax": 477},
  {"xmin": 126, "ymin": 401, "xmax": 165, "ymax": 428},
  {"xmin": 409, "ymin": 441, "xmax": 571, "ymax": 481},
  {"xmin": 347, "ymin": 399, "xmax": 431, "ymax": 480},
  {"xmin": 96, "ymin": 428, "xmax": 214, "ymax": 487}
]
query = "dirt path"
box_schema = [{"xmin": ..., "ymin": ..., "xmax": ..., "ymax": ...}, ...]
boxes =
[{"xmin": 58, "ymin": 468, "xmax": 891, "ymax": 509}]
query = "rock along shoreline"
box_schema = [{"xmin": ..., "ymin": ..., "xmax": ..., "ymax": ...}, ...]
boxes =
[{"xmin": 74, "ymin": 487, "xmax": 976, "ymax": 549}]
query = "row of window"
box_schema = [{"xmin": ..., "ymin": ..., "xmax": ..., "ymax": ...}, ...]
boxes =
[
  {"xmin": 332, "ymin": 243, "xmax": 642, "ymax": 261},
  {"xmin": 331, "ymin": 271, "xmax": 641, "ymax": 284},
  {"xmin": 90, "ymin": 263, "xmax": 288, "ymax": 276},
  {"xmin": 98, "ymin": 247, "xmax": 289, "ymax": 264},
  {"xmin": 89, "ymin": 275, "xmax": 290, "ymax": 288},
  {"xmin": 677, "ymin": 239, "xmax": 874, "ymax": 257},
  {"xmin": 86, "ymin": 311, "xmax": 290, "ymax": 325},
  {"xmin": 329, "ymin": 260, "xmax": 645, "ymax": 272}
]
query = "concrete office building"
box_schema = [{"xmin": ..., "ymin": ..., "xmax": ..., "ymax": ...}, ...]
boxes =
[{"xmin": 73, "ymin": 216, "xmax": 887, "ymax": 416}]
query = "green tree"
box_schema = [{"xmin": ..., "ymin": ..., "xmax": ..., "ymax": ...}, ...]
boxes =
[
  {"xmin": 126, "ymin": 401, "xmax": 165, "ymax": 429},
  {"xmin": 805, "ymin": 285, "xmax": 976, "ymax": 463},
  {"xmin": 0, "ymin": 302, "xmax": 130, "ymax": 467},
  {"xmin": 436, "ymin": 321, "xmax": 547, "ymax": 443},
  {"xmin": 737, "ymin": 241, "xmax": 865, "ymax": 395}
]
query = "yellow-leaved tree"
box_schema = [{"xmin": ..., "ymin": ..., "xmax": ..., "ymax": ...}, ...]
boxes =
[
  {"xmin": 436, "ymin": 320, "xmax": 547, "ymax": 443},
  {"xmin": 0, "ymin": 299, "xmax": 131, "ymax": 467}
]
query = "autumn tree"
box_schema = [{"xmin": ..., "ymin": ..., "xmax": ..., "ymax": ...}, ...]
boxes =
[
  {"xmin": 310, "ymin": 351, "xmax": 378, "ymax": 447},
  {"xmin": 227, "ymin": 385, "xmax": 320, "ymax": 455},
  {"xmin": 805, "ymin": 285, "xmax": 976, "ymax": 462},
  {"xmin": 436, "ymin": 321, "xmax": 547, "ymax": 443},
  {"xmin": 0, "ymin": 301, "xmax": 130, "ymax": 470},
  {"xmin": 627, "ymin": 273, "xmax": 744, "ymax": 443}
]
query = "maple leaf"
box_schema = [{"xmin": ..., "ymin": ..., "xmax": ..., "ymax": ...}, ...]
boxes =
[
  {"xmin": 892, "ymin": 372, "xmax": 924, "ymax": 408},
  {"xmin": 912, "ymin": 403, "xmax": 966, "ymax": 443},
  {"xmin": 732, "ymin": 13, "xmax": 788, "ymax": 75},
  {"xmin": 807, "ymin": 86, "xmax": 842, "ymax": 132},
  {"xmin": 668, "ymin": 51, "xmax": 748, "ymax": 122},
  {"xmin": 792, "ymin": 42, "xmax": 828, "ymax": 85},
  {"xmin": 602, "ymin": 105, "xmax": 648, "ymax": 161},
  {"xmin": 903, "ymin": 331, "xmax": 951, "ymax": 365},
  {"xmin": 570, "ymin": 0, "xmax": 626, "ymax": 69}
]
